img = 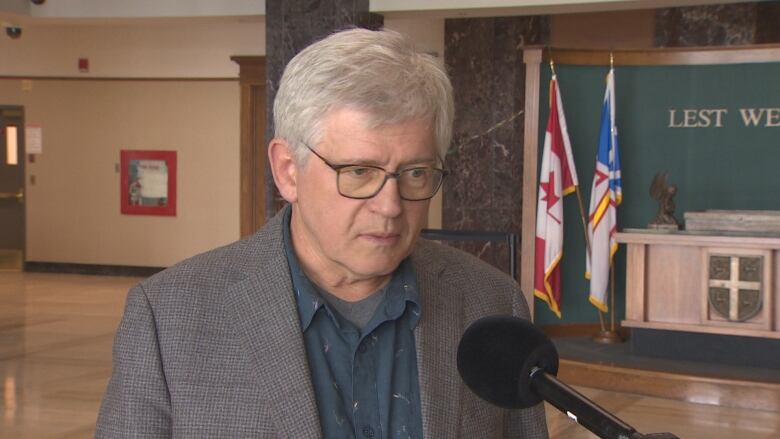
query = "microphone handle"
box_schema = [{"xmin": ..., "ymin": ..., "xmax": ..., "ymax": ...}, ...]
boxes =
[{"xmin": 529, "ymin": 367, "xmax": 638, "ymax": 439}]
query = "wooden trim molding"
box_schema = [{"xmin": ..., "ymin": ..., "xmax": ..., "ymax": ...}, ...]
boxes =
[
  {"xmin": 534, "ymin": 43, "xmax": 780, "ymax": 66},
  {"xmin": 0, "ymin": 76, "xmax": 237, "ymax": 82},
  {"xmin": 624, "ymin": 243, "xmax": 647, "ymax": 323},
  {"xmin": 231, "ymin": 56, "xmax": 267, "ymax": 237},
  {"xmin": 623, "ymin": 320, "xmax": 780, "ymax": 340},
  {"xmin": 25, "ymin": 261, "xmax": 164, "ymax": 277},
  {"xmin": 521, "ymin": 48, "xmax": 542, "ymax": 320},
  {"xmin": 617, "ymin": 231, "xmax": 780, "ymax": 248}
]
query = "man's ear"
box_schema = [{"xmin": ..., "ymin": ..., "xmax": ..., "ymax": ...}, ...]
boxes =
[{"xmin": 268, "ymin": 138, "xmax": 298, "ymax": 203}]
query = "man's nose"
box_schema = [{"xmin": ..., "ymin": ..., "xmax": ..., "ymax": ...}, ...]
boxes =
[{"xmin": 368, "ymin": 176, "xmax": 403, "ymax": 217}]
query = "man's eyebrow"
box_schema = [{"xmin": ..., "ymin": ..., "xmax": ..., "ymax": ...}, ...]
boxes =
[{"xmin": 335, "ymin": 156, "xmax": 439, "ymax": 168}]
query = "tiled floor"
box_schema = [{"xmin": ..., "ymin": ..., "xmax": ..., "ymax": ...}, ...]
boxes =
[
  {"xmin": 1, "ymin": 271, "xmax": 778, "ymax": 438},
  {"xmin": 544, "ymin": 385, "xmax": 780, "ymax": 438}
]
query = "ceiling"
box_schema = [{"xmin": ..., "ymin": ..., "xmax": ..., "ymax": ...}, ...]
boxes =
[{"xmin": 0, "ymin": 0, "xmax": 757, "ymax": 27}]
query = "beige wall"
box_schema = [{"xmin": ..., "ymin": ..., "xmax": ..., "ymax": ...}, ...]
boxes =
[
  {"xmin": 0, "ymin": 17, "xmax": 446, "ymax": 267},
  {"xmin": 0, "ymin": 19, "xmax": 265, "ymax": 78},
  {"xmin": 0, "ymin": 17, "xmax": 442, "ymax": 78},
  {"xmin": 29, "ymin": 0, "xmax": 264, "ymax": 18},
  {"xmin": 0, "ymin": 79, "xmax": 240, "ymax": 267},
  {"xmin": 0, "ymin": 19, "xmax": 255, "ymax": 267}
]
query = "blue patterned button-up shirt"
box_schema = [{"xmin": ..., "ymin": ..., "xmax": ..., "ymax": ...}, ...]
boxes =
[{"xmin": 282, "ymin": 207, "xmax": 423, "ymax": 439}]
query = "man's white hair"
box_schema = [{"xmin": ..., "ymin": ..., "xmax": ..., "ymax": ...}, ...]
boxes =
[{"xmin": 273, "ymin": 28, "xmax": 454, "ymax": 161}]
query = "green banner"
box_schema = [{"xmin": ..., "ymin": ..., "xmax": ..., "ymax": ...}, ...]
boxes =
[{"xmin": 535, "ymin": 62, "xmax": 780, "ymax": 324}]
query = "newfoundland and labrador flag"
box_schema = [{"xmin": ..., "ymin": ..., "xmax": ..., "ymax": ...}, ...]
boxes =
[
  {"xmin": 534, "ymin": 75, "xmax": 579, "ymax": 318},
  {"xmin": 585, "ymin": 67, "xmax": 622, "ymax": 312}
]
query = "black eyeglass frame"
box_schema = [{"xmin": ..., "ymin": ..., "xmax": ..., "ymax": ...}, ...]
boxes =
[{"xmin": 302, "ymin": 142, "xmax": 449, "ymax": 201}]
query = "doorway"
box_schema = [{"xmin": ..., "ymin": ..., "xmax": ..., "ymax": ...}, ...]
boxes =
[
  {"xmin": 232, "ymin": 56, "xmax": 267, "ymax": 237},
  {"xmin": 0, "ymin": 106, "xmax": 25, "ymax": 270}
]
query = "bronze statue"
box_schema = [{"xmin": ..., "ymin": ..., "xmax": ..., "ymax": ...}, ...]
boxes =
[{"xmin": 649, "ymin": 171, "xmax": 680, "ymax": 229}]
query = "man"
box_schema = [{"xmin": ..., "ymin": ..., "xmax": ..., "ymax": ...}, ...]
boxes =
[{"xmin": 97, "ymin": 28, "xmax": 547, "ymax": 438}]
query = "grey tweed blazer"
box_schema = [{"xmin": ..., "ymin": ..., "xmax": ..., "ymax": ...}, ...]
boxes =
[{"xmin": 96, "ymin": 210, "xmax": 548, "ymax": 439}]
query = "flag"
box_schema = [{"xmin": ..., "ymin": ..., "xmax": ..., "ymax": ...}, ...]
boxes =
[
  {"xmin": 534, "ymin": 75, "xmax": 579, "ymax": 319},
  {"xmin": 585, "ymin": 67, "xmax": 622, "ymax": 312}
]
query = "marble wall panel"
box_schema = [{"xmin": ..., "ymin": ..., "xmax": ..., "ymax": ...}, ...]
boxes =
[
  {"xmin": 443, "ymin": 16, "xmax": 549, "ymax": 275},
  {"xmin": 264, "ymin": 0, "xmax": 381, "ymax": 217},
  {"xmin": 655, "ymin": 2, "xmax": 780, "ymax": 47},
  {"xmin": 755, "ymin": 1, "xmax": 780, "ymax": 44}
]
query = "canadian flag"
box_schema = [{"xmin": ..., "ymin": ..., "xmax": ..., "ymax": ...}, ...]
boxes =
[{"xmin": 534, "ymin": 76, "xmax": 579, "ymax": 318}]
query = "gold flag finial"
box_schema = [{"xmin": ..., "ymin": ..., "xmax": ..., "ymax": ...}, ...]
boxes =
[
  {"xmin": 610, "ymin": 52, "xmax": 614, "ymax": 69},
  {"xmin": 548, "ymin": 47, "xmax": 557, "ymax": 77}
]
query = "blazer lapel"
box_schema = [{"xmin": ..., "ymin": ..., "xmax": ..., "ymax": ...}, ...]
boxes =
[
  {"xmin": 413, "ymin": 242, "xmax": 464, "ymax": 439},
  {"xmin": 225, "ymin": 215, "xmax": 321, "ymax": 439}
]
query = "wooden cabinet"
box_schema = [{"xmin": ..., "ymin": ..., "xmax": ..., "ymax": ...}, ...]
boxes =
[{"xmin": 618, "ymin": 231, "xmax": 780, "ymax": 339}]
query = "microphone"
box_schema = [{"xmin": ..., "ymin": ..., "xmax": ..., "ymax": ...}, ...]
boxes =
[{"xmin": 457, "ymin": 315, "xmax": 679, "ymax": 439}]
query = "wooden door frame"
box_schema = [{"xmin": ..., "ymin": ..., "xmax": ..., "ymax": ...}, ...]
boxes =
[{"xmin": 231, "ymin": 56, "xmax": 267, "ymax": 237}]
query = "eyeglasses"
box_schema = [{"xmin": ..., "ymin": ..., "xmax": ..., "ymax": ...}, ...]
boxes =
[{"xmin": 302, "ymin": 143, "xmax": 448, "ymax": 201}]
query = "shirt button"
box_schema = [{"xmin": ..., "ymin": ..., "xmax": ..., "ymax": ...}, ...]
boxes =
[
  {"xmin": 358, "ymin": 343, "xmax": 368, "ymax": 353},
  {"xmin": 362, "ymin": 425, "xmax": 375, "ymax": 438}
]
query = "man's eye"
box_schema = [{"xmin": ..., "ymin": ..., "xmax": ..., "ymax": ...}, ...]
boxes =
[
  {"xmin": 407, "ymin": 168, "xmax": 430, "ymax": 178},
  {"xmin": 344, "ymin": 167, "xmax": 374, "ymax": 177}
]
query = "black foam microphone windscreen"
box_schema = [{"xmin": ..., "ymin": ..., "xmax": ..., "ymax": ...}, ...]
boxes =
[{"xmin": 456, "ymin": 315, "xmax": 559, "ymax": 409}]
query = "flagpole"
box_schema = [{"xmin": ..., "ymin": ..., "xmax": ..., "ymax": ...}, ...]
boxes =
[
  {"xmin": 594, "ymin": 51, "xmax": 622, "ymax": 344},
  {"xmin": 575, "ymin": 187, "xmax": 606, "ymax": 333},
  {"xmin": 610, "ymin": 264, "xmax": 617, "ymax": 333},
  {"xmin": 574, "ymin": 188, "xmax": 591, "ymax": 255},
  {"xmin": 608, "ymin": 52, "xmax": 622, "ymax": 341},
  {"xmin": 594, "ymin": 265, "xmax": 622, "ymax": 343}
]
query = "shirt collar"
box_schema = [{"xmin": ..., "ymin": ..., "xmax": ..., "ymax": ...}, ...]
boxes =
[
  {"xmin": 282, "ymin": 205, "xmax": 322, "ymax": 331},
  {"xmin": 381, "ymin": 258, "xmax": 420, "ymax": 328},
  {"xmin": 281, "ymin": 205, "xmax": 420, "ymax": 332}
]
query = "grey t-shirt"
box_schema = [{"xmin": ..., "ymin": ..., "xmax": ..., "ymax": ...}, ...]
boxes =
[{"xmin": 318, "ymin": 286, "xmax": 387, "ymax": 331}]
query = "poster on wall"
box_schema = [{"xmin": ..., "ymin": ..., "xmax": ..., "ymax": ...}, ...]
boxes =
[
  {"xmin": 120, "ymin": 150, "xmax": 177, "ymax": 216},
  {"xmin": 25, "ymin": 124, "xmax": 43, "ymax": 154}
]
